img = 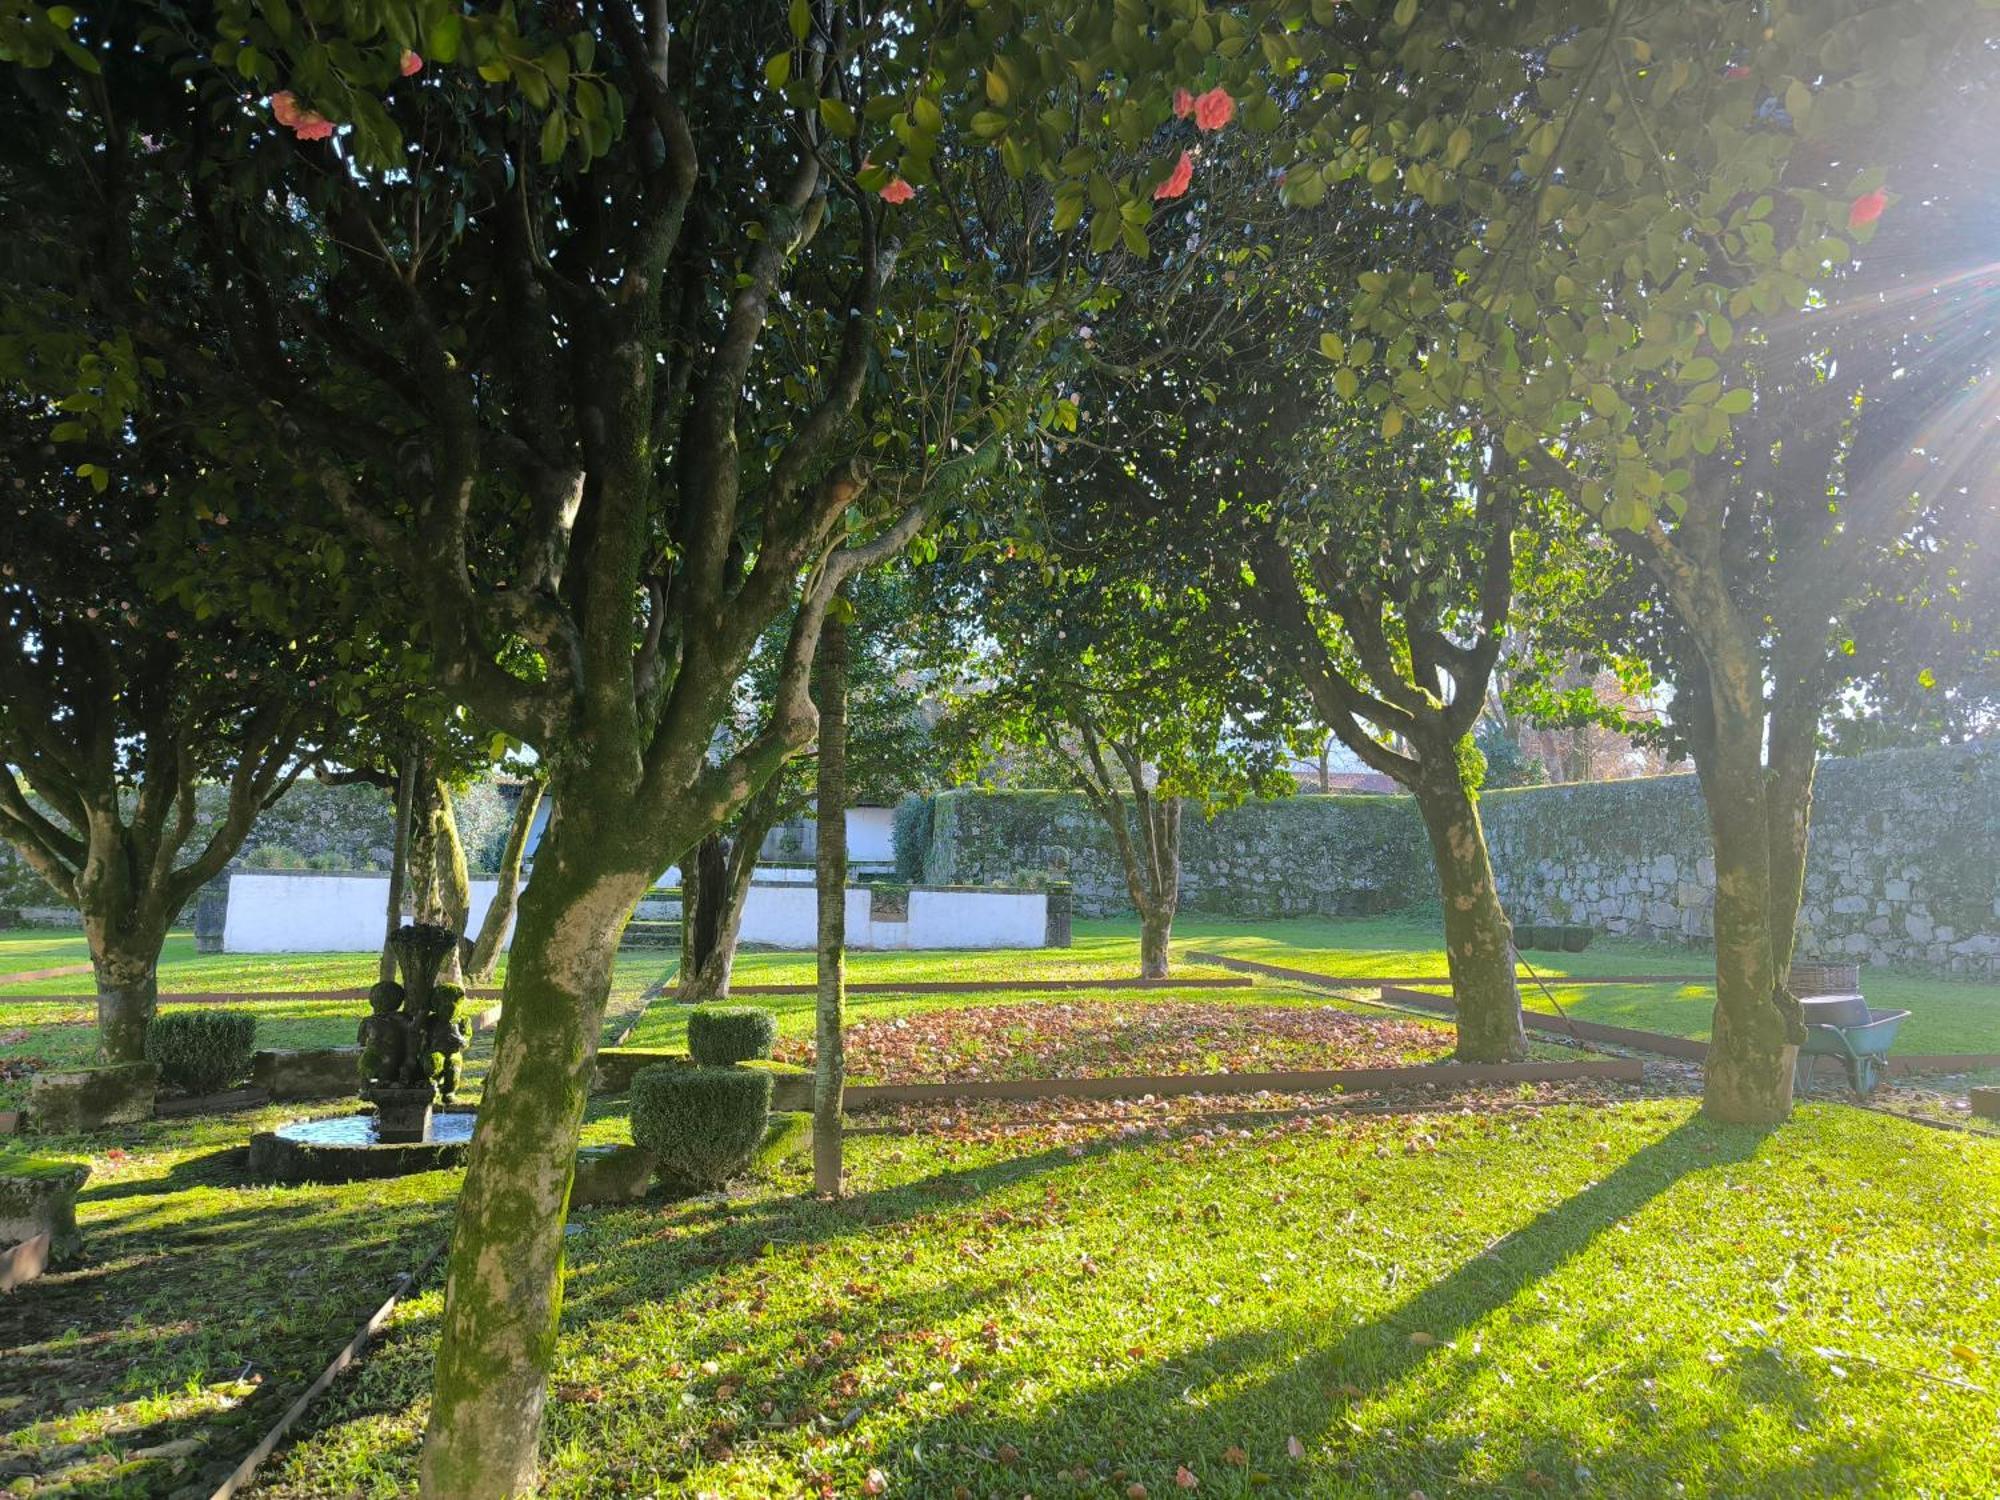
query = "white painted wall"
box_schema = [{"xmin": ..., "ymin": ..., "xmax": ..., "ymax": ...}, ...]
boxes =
[
  {"xmin": 735, "ymin": 883, "xmax": 1047, "ymax": 950},
  {"xmin": 225, "ymin": 872, "xmax": 1047, "ymax": 953},
  {"xmin": 848, "ymin": 807, "xmax": 898, "ymax": 863},
  {"xmin": 222, "ymin": 872, "xmax": 517, "ymax": 954}
]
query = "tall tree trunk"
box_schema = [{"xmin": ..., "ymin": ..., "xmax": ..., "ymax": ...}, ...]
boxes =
[
  {"xmin": 677, "ymin": 787, "xmax": 783, "ymax": 1003},
  {"xmin": 420, "ymin": 800, "xmax": 653, "ymax": 1499},
  {"xmin": 677, "ymin": 833, "xmax": 728, "ymax": 1002},
  {"xmin": 813, "ymin": 604, "xmax": 849, "ymax": 1198},
  {"xmin": 1134, "ymin": 794, "xmax": 1181, "ymax": 979},
  {"xmin": 1686, "ymin": 654, "xmax": 1801, "ymax": 1125},
  {"xmin": 408, "ymin": 766, "xmax": 443, "ymax": 925},
  {"xmin": 88, "ymin": 931, "xmax": 160, "ymax": 1065},
  {"xmin": 1412, "ymin": 770, "xmax": 1526, "ymax": 1063},
  {"xmin": 467, "ymin": 779, "xmax": 544, "ymax": 984},
  {"xmin": 433, "ymin": 782, "xmax": 471, "ymax": 984},
  {"xmin": 381, "ymin": 751, "xmax": 418, "ymax": 984}
]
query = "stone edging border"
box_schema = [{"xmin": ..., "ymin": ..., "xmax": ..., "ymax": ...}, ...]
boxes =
[
  {"xmin": 732, "ymin": 976, "xmax": 1253, "ymax": 995},
  {"xmin": 841, "ymin": 1057, "xmax": 1642, "ymax": 1106},
  {"xmin": 208, "ymin": 1239, "xmax": 447, "ymax": 1500},
  {"xmin": 1185, "ymin": 951, "xmax": 1714, "ymax": 989}
]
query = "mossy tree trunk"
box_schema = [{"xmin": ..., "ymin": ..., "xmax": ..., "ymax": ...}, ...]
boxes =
[
  {"xmin": 420, "ymin": 798, "xmax": 655, "ymax": 1497},
  {"xmin": 1675, "ymin": 646, "xmax": 1802, "ymax": 1126},
  {"xmin": 432, "ymin": 780, "xmax": 472, "ymax": 984},
  {"xmin": 467, "ymin": 779, "xmax": 544, "ymax": 984},
  {"xmin": 813, "ymin": 604, "xmax": 849, "ymax": 1197},
  {"xmin": 1252, "ymin": 484, "xmax": 1525, "ymax": 1062},
  {"xmin": 677, "ymin": 780, "xmax": 783, "ymax": 1003},
  {"xmin": 381, "ymin": 751, "xmax": 418, "ymax": 985},
  {"xmin": 677, "ymin": 833, "xmax": 727, "ymax": 1000},
  {"xmin": 1411, "ymin": 766, "xmax": 1525, "ymax": 1063}
]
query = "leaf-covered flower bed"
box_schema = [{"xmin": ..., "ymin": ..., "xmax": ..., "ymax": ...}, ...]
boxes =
[{"xmin": 775, "ymin": 1000, "xmax": 1453, "ymax": 1083}]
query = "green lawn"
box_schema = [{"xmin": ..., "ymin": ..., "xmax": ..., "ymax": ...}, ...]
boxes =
[
  {"xmin": 0, "ymin": 948, "xmax": 673, "ymax": 1105},
  {"xmin": 1175, "ymin": 914, "xmax": 2000, "ymax": 1059},
  {"xmin": 0, "ymin": 926, "xmax": 99, "ymax": 976},
  {"xmin": 239, "ymin": 1098, "xmax": 2000, "ymax": 1499}
]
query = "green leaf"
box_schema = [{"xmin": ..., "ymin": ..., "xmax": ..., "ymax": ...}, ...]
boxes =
[
  {"xmin": 764, "ymin": 53, "xmax": 790, "ymax": 89},
  {"xmin": 427, "ymin": 11, "xmax": 462, "ymax": 64},
  {"xmin": 1333, "ymin": 366, "xmax": 1360, "ymax": 400},
  {"xmin": 1392, "ymin": 0, "xmax": 1418, "ymax": 28},
  {"xmin": 1678, "ymin": 356, "xmax": 1719, "ymax": 383},
  {"xmin": 912, "ymin": 95, "xmax": 942, "ymax": 134},
  {"xmin": 788, "ymin": 0, "xmax": 810, "ymax": 42},
  {"xmin": 1318, "ymin": 332, "xmax": 1345, "ymax": 362},
  {"xmin": 817, "ymin": 97, "xmax": 857, "ymax": 136},
  {"xmin": 539, "ymin": 109, "xmax": 567, "ymax": 165},
  {"xmin": 1715, "ymin": 387, "xmax": 1754, "ymax": 414}
]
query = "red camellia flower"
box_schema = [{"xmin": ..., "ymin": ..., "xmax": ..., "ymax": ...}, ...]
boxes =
[
  {"xmin": 1172, "ymin": 87, "xmax": 1194, "ymax": 119},
  {"xmin": 1154, "ymin": 149, "xmax": 1194, "ymax": 201},
  {"xmin": 1723, "ymin": 63, "xmax": 1752, "ymax": 79},
  {"xmin": 400, "ymin": 49, "xmax": 424, "ymax": 76},
  {"xmin": 879, "ymin": 177, "xmax": 916, "ymax": 204},
  {"xmin": 1848, "ymin": 188, "xmax": 1888, "ymax": 228},
  {"xmin": 1192, "ymin": 86, "xmax": 1235, "ymax": 132}
]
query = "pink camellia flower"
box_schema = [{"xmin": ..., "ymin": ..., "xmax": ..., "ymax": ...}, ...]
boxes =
[
  {"xmin": 1723, "ymin": 63, "xmax": 1751, "ymax": 79},
  {"xmin": 270, "ymin": 90, "xmax": 335, "ymax": 140},
  {"xmin": 1153, "ymin": 149, "xmax": 1194, "ymax": 201},
  {"xmin": 1172, "ymin": 87, "xmax": 1194, "ymax": 119},
  {"xmin": 1848, "ymin": 187, "xmax": 1888, "ymax": 228},
  {"xmin": 879, "ymin": 177, "xmax": 916, "ymax": 204},
  {"xmin": 400, "ymin": 49, "xmax": 424, "ymax": 76},
  {"xmin": 1192, "ymin": 86, "xmax": 1235, "ymax": 132}
]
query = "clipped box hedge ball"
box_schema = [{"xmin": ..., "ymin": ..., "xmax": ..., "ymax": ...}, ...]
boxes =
[
  {"xmin": 686, "ymin": 1006, "xmax": 777, "ymax": 1067},
  {"xmin": 145, "ymin": 1010, "xmax": 257, "ymax": 1096},
  {"xmin": 629, "ymin": 1064, "xmax": 772, "ymax": 1191}
]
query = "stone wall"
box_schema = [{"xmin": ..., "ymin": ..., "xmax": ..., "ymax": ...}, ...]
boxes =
[
  {"xmin": 923, "ymin": 788, "xmax": 1434, "ymax": 920},
  {"xmin": 923, "ymin": 740, "xmax": 2000, "ymax": 977},
  {"xmin": 1485, "ymin": 742, "xmax": 2000, "ymax": 977},
  {"xmin": 0, "ymin": 778, "xmax": 520, "ymax": 922}
]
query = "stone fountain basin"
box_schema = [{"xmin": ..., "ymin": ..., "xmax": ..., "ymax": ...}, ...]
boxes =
[{"xmin": 248, "ymin": 1108, "xmax": 477, "ymax": 1185}]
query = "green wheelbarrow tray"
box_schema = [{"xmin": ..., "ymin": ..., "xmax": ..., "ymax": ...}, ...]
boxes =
[{"xmin": 1792, "ymin": 993, "xmax": 1911, "ymax": 1098}]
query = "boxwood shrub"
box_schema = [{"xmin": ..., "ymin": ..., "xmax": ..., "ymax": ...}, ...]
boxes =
[
  {"xmin": 145, "ymin": 1010, "xmax": 257, "ymax": 1095},
  {"xmin": 686, "ymin": 1006, "xmax": 777, "ymax": 1066},
  {"xmin": 629, "ymin": 1064, "xmax": 773, "ymax": 1191}
]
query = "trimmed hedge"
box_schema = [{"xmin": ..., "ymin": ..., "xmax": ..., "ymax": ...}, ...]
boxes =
[
  {"xmin": 687, "ymin": 1006, "xmax": 777, "ymax": 1066},
  {"xmin": 629, "ymin": 1064, "xmax": 773, "ymax": 1191},
  {"xmin": 892, "ymin": 793, "xmax": 934, "ymax": 883},
  {"xmin": 145, "ymin": 1010, "xmax": 257, "ymax": 1095}
]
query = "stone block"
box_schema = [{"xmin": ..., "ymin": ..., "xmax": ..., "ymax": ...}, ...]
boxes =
[
  {"xmin": 1904, "ymin": 913, "xmax": 1934, "ymax": 943},
  {"xmin": 0, "ymin": 1155, "xmax": 89, "ymax": 1265},
  {"xmin": 253, "ymin": 1046, "xmax": 362, "ymax": 1101},
  {"xmin": 1883, "ymin": 878, "xmax": 1912, "ymax": 902},
  {"xmin": 1971, "ymin": 1087, "xmax": 1999, "ymax": 1121},
  {"xmin": 572, "ymin": 1144, "xmax": 657, "ymax": 1207},
  {"xmin": 593, "ymin": 1047, "xmax": 686, "ymax": 1095},
  {"xmin": 28, "ymin": 1063, "xmax": 156, "ymax": 1134},
  {"xmin": 751, "ymin": 1111, "xmax": 813, "ymax": 1175},
  {"xmin": 740, "ymin": 1059, "xmax": 813, "ymax": 1113}
]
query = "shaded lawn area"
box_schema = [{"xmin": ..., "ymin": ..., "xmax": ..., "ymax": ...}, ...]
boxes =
[
  {"xmin": 250, "ymin": 1099, "xmax": 2000, "ymax": 1499},
  {"xmin": 0, "ymin": 951, "xmax": 674, "ymax": 1107},
  {"xmin": 0, "ymin": 928, "xmax": 98, "ymax": 977},
  {"xmin": 0, "ymin": 994, "xmax": 656, "ymax": 1498},
  {"xmin": 1180, "ymin": 914, "xmax": 2000, "ymax": 1059}
]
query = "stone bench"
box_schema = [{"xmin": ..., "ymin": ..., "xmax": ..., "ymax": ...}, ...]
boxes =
[
  {"xmin": 1, "ymin": 1155, "xmax": 90, "ymax": 1289},
  {"xmin": 27, "ymin": 1063, "xmax": 157, "ymax": 1134},
  {"xmin": 591, "ymin": 1048, "xmax": 810, "ymax": 1110},
  {"xmin": 253, "ymin": 1046, "xmax": 362, "ymax": 1101}
]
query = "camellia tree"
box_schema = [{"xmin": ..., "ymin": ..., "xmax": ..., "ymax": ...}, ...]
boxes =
[
  {"xmin": 938, "ymin": 551, "xmax": 1302, "ymax": 978},
  {"xmin": 1, "ymin": 2, "xmax": 1324, "ymax": 1489},
  {"xmin": 1265, "ymin": 0, "xmax": 1999, "ymax": 1121}
]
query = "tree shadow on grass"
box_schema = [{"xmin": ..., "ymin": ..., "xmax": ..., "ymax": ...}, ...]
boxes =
[
  {"xmin": 0, "ymin": 1166, "xmax": 453, "ymax": 1498},
  {"xmin": 830, "ymin": 1117, "xmax": 1915, "ymax": 1499}
]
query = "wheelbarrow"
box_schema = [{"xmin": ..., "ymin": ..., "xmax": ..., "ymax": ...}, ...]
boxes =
[{"xmin": 1792, "ymin": 993, "xmax": 1910, "ymax": 1098}]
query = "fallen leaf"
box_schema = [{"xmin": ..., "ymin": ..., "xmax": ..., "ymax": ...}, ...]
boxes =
[
  {"xmin": 1287, "ymin": 1435, "xmax": 1306, "ymax": 1460},
  {"xmin": 1177, "ymin": 1465, "xmax": 1199, "ymax": 1489},
  {"xmin": 1223, "ymin": 1445, "xmax": 1248, "ymax": 1466},
  {"xmin": 863, "ymin": 1468, "xmax": 887, "ymax": 1495},
  {"xmin": 1408, "ymin": 1332, "xmax": 1437, "ymax": 1347}
]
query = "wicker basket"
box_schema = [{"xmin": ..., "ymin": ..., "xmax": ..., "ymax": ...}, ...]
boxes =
[{"xmin": 1788, "ymin": 960, "xmax": 1861, "ymax": 997}]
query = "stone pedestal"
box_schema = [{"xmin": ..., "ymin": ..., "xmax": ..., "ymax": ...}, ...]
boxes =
[
  {"xmin": 28, "ymin": 1063, "xmax": 157, "ymax": 1134},
  {"xmin": 1045, "ymin": 882, "xmax": 1073, "ymax": 948},
  {"xmin": 254, "ymin": 1046, "xmax": 363, "ymax": 1101},
  {"xmin": 363, "ymin": 1085, "xmax": 435, "ymax": 1144},
  {"xmin": 1971, "ymin": 1086, "xmax": 1999, "ymax": 1121},
  {"xmin": 0, "ymin": 1156, "xmax": 89, "ymax": 1268}
]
